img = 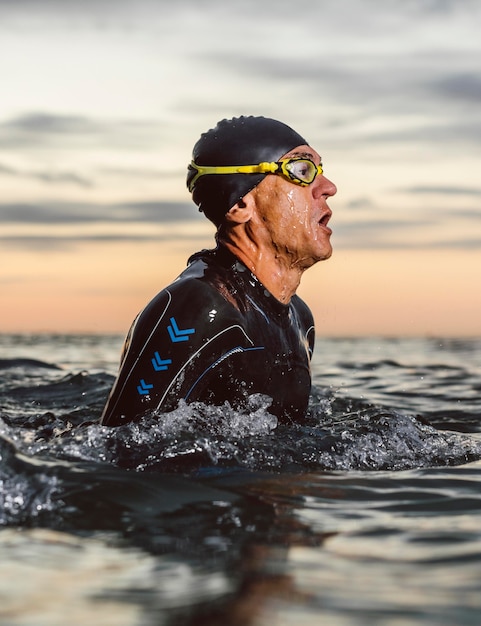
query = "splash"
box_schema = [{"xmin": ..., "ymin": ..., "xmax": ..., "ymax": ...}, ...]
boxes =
[
  {"xmin": 2, "ymin": 361, "xmax": 481, "ymax": 530},
  {"xmin": 4, "ymin": 388, "xmax": 481, "ymax": 476}
]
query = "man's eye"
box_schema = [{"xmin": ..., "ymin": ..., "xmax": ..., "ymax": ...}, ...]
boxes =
[{"xmin": 290, "ymin": 161, "xmax": 313, "ymax": 179}]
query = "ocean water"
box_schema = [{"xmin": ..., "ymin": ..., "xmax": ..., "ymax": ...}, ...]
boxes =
[{"xmin": 1, "ymin": 333, "xmax": 481, "ymax": 626}]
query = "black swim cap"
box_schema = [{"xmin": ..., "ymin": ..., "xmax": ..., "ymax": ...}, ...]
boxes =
[{"xmin": 187, "ymin": 116, "xmax": 308, "ymax": 226}]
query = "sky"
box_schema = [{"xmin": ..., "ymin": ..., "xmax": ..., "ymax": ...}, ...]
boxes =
[{"xmin": 1, "ymin": 0, "xmax": 480, "ymax": 337}]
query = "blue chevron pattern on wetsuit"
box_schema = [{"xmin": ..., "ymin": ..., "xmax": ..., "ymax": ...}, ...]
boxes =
[{"xmin": 101, "ymin": 246, "xmax": 315, "ymax": 426}]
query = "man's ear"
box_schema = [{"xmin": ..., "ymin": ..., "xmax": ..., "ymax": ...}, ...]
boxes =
[{"xmin": 224, "ymin": 193, "xmax": 255, "ymax": 225}]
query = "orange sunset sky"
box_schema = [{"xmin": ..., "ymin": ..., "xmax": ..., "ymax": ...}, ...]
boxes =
[{"xmin": 1, "ymin": 0, "xmax": 480, "ymax": 337}]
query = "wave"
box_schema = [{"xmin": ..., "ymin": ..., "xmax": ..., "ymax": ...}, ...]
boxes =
[
  {"xmin": 0, "ymin": 358, "xmax": 62, "ymax": 370},
  {"xmin": 1, "ymin": 358, "xmax": 481, "ymax": 531}
]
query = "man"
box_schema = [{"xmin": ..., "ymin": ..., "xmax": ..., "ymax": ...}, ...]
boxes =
[{"xmin": 101, "ymin": 116, "xmax": 336, "ymax": 426}]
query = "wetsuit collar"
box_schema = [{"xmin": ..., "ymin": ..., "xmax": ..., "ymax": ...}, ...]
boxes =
[{"xmin": 214, "ymin": 245, "xmax": 291, "ymax": 317}]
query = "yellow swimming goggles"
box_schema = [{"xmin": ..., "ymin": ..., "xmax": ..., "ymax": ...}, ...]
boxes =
[{"xmin": 188, "ymin": 157, "xmax": 323, "ymax": 192}]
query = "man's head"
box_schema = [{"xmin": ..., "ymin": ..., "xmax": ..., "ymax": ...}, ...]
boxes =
[
  {"xmin": 187, "ymin": 116, "xmax": 308, "ymax": 226},
  {"xmin": 187, "ymin": 116, "xmax": 337, "ymax": 281}
]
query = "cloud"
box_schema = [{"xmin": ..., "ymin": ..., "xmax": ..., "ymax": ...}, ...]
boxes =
[
  {"xmin": 0, "ymin": 200, "xmax": 202, "ymax": 225},
  {"xmin": 432, "ymin": 72, "xmax": 481, "ymax": 103},
  {"xmin": 0, "ymin": 159, "xmax": 183, "ymax": 189},
  {"xmin": 117, "ymin": 201, "xmax": 204, "ymax": 223},
  {"xmin": 186, "ymin": 47, "xmax": 479, "ymax": 152},
  {"xmin": 3, "ymin": 112, "xmax": 95, "ymax": 134},
  {"xmin": 360, "ymin": 118, "xmax": 481, "ymax": 146},
  {"xmin": 345, "ymin": 197, "xmax": 378, "ymax": 211},
  {"xmin": 0, "ymin": 163, "xmax": 17, "ymax": 175},
  {"xmin": 1, "ymin": 1, "xmax": 479, "ymax": 254},
  {"xmin": 0, "ymin": 112, "xmax": 165, "ymax": 150},
  {"xmin": 0, "ymin": 198, "xmax": 209, "ymax": 251},
  {"xmin": 0, "ymin": 231, "xmax": 210, "ymax": 251},
  {"xmin": 400, "ymin": 185, "xmax": 481, "ymax": 197},
  {"xmin": 99, "ymin": 166, "xmax": 175, "ymax": 180},
  {"xmin": 332, "ymin": 203, "xmax": 481, "ymax": 250},
  {"xmin": 333, "ymin": 221, "xmax": 481, "ymax": 250},
  {"xmin": 0, "ymin": 160, "xmax": 93, "ymax": 188}
]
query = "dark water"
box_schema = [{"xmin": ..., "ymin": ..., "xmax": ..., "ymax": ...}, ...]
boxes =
[{"xmin": 1, "ymin": 334, "xmax": 481, "ymax": 625}]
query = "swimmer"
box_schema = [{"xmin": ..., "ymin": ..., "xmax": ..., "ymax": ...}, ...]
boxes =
[{"xmin": 101, "ymin": 116, "xmax": 337, "ymax": 426}]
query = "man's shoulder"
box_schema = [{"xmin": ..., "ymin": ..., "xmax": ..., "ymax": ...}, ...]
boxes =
[
  {"xmin": 150, "ymin": 262, "xmax": 231, "ymax": 311},
  {"xmin": 135, "ymin": 255, "xmax": 242, "ymax": 332}
]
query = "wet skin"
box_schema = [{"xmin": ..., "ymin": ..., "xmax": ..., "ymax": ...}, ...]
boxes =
[{"xmin": 219, "ymin": 145, "xmax": 337, "ymax": 304}]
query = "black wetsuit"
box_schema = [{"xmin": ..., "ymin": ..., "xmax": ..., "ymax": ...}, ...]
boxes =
[{"xmin": 101, "ymin": 246, "xmax": 315, "ymax": 426}]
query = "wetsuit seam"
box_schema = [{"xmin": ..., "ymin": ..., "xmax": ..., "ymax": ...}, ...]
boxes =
[
  {"xmin": 155, "ymin": 324, "xmax": 256, "ymax": 412},
  {"xmin": 306, "ymin": 324, "xmax": 315, "ymax": 359},
  {"xmin": 245, "ymin": 294, "xmax": 271, "ymax": 324},
  {"xmin": 102, "ymin": 291, "xmax": 172, "ymax": 422},
  {"xmin": 184, "ymin": 344, "xmax": 265, "ymax": 401}
]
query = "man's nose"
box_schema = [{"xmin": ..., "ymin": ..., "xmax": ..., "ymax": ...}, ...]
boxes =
[{"xmin": 313, "ymin": 175, "xmax": 337, "ymax": 198}]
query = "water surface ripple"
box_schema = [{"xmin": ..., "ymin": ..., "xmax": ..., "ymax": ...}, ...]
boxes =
[{"xmin": 1, "ymin": 335, "xmax": 480, "ymax": 625}]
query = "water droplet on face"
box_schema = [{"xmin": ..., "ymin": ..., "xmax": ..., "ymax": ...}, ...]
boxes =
[{"xmin": 286, "ymin": 190, "xmax": 296, "ymax": 212}]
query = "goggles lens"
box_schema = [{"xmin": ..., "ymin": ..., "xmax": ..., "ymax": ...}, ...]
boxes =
[{"xmin": 281, "ymin": 158, "xmax": 322, "ymax": 185}]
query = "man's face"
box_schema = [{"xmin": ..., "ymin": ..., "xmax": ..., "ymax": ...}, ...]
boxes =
[{"xmin": 250, "ymin": 145, "xmax": 337, "ymax": 270}]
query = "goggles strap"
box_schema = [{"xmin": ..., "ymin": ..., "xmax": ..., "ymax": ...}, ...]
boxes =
[{"xmin": 188, "ymin": 161, "xmax": 279, "ymax": 191}]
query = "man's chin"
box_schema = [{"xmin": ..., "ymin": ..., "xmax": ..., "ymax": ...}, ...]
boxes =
[{"xmin": 317, "ymin": 245, "xmax": 333, "ymax": 262}]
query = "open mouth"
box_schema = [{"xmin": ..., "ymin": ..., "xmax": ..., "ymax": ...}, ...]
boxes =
[{"xmin": 319, "ymin": 212, "xmax": 331, "ymax": 227}]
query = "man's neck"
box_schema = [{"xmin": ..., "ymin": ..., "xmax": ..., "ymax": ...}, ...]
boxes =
[{"xmin": 220, "ymin": 239, "xmax": 303, "ymax": 304}]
